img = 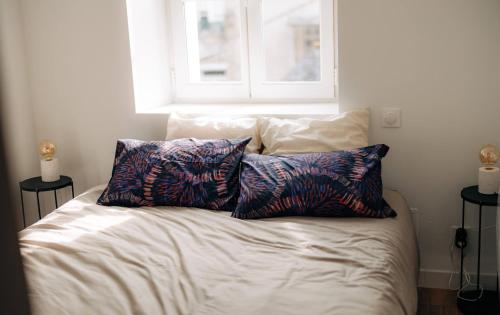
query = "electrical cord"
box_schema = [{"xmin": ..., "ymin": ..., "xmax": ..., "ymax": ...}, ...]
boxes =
[
  {"xmin": 457, "ymin": 279, "xmax": 484, "ymax": 302},
  {"xmin": 448, "ymin": 230, "xmax": 484, "ymax": 302}
]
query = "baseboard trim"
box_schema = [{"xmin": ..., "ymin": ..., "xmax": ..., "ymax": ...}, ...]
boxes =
[{"xmin": 419, "ymin": 268, "xmax": 498, "ymax": 290}]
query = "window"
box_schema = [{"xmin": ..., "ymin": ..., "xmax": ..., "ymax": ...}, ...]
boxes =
[{"xmin": 169, "ymin": 0, "xmax": 336, "ymax": 102}]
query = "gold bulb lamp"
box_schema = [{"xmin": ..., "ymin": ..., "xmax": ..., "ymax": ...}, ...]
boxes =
[{"xmin": 39, "ymin": 140, "xmax": 60, "ymax": 182}]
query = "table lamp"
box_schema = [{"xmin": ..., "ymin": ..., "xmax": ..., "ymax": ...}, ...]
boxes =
[
  {"xmin": 478, "ymin": 144, "xmax": 499, "ymax": 194},
  {"xmin": 39, "ymin": 140, "xmax": 60, "ymax": 182}
]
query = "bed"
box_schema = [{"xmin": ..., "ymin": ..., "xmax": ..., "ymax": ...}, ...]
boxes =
[{"xmin": 20, "ymin": 185, "xmax": 418, "ymax": 315}]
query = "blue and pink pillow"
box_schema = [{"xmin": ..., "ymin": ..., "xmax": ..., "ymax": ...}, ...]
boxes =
[
  {"xmin": 97, "ymin": 138, "xmax": 250, "ymax": 210},
  {"xmin": 232, "ymin": 144, "xmax": 396, "ymax": 219}
]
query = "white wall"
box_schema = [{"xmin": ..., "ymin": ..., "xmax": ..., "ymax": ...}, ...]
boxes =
[
  {"xmin": 0, "ymin": 0, "xmax": 39, "ymax": 228},
  {"xmin": 20, "ymin": 0, "xmax": 167, "ymax": 202},
  {"xmin": 339, "ymin": 0, "xmax": 500, "ymax": 286},
  {"xmin": 125, "ymin": 0, "xmax": 172, "ymax": 110},
  {"xmin": 16, "ymin": 0, "xmax": 500, "ymax": 287}
]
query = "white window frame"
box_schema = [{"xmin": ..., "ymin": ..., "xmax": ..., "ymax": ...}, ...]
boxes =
[
  {"xmin": 247, "ymin": 0, "xmax": 335, "ymax": 99},
  {"xmin": 168, "ymin": 0, "xmax": 337, "ymax": 103},
  {"xmin": 170, "ymin": 0, "xmax": 250, "ymax": 99}
]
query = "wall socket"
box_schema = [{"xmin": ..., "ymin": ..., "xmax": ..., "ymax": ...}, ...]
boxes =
[
  {"xmin": 451, "ymin": 225, "xmax": 472, "ymax": 231},
  {"xmin": 454, "ymin": 228, "xmax": 467, "ymax": 249},
  {"xmin": 450, "ymin": 225, "xmax": 471, "ymax": 253},
  {"xmin": 382, "ymin": 108, "xmax": 401, "ymax": 128}
]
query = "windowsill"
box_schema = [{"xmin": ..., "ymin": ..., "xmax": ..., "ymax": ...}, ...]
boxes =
[{"xmin": 136, "ymin": 103, "xmax": 339, "ymax": 116}]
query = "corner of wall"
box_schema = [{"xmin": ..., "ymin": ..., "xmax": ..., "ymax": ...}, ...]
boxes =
[{"xmin": 0, "ymin": 0, "xmax": 39, "ymax": 230}]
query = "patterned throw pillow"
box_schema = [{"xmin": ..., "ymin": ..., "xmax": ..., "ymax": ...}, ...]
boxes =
[
  {"xmin": 97, "ymin": 138, "xmax": 251, "ymax": 210},
  {"xmin": 232, "ymin": 144, "xmax": 396, "ymax": 219}
]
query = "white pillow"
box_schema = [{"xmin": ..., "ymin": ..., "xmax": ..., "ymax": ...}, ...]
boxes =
[
  {"xmin": 260, "ymin": 108, "xmax": 369, "ymax": 155},
  {"xmin": 166, "ymin": 112, "xmax": 261, "ymax": 153}
]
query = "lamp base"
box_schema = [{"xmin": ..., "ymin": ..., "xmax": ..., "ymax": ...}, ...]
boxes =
[
  {"xmin": 478, "ymin": 166, "xmax": 500, "ymax": 195},
  {"xmin": 41, "ymin": 158, "xmax": 60, "ymax": 182}
]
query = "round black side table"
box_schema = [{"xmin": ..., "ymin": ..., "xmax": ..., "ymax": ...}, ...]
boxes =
[
  {"xmin": 457, "ymin": 185, "xmax": 499, "ymax": 314},
  {"xmin": 19, "ymin": 176, "xmax": 74, "ymax": 227}
]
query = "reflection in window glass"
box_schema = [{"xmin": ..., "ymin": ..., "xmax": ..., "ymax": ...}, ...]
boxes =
[
  {"xmin": 184, "ymin": 0, "xmax": 242, "ymax": 82},
  {"xmin": 262, "ymin": 0, "xmax": 321, "ymax": 81}
]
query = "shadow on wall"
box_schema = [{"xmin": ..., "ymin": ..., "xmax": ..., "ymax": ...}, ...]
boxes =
[{"xmin": 0, "ymin": 50, "xmax": 31, "ymax": 313}]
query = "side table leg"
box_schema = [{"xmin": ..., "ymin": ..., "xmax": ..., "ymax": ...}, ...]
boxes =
[
  {"xmin": 20, "ymin": 186, "xmax": 26, "ymax": 228},
  {"xmin": 460, "ymin": 199, "xmax": 465, "ymax": 289},
  {"xmin": 54, "ymin": 190, "xmax": 58, "ymax": 208},
  {"xmin": 477, "ymin": 204, "xmax": 482, "ymax": 292},
  {"xmin": 36, "ymin": 191, "xmax": 41, "ymax": 220},
  {"xmin": 71, "ymin": 183, "xmax": 75, "ymax": 198}
]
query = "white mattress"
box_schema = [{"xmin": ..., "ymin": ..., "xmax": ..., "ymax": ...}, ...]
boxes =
[{"xmin": 20, "ymin": 185, "xmax": 418, "ymax": 315}]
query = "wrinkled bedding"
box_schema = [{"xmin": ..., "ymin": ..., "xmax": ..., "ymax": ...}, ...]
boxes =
[{"xmin": 20, "ymin": 185, "xmax": 418, "ymax": 315}]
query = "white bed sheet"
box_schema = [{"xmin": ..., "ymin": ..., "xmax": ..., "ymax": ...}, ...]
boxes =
[{"xmin": 20, "ymin": 186, "xmax": 418, "ymax": 315}]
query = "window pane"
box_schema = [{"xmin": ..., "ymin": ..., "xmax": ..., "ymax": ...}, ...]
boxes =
[
  {"xmin": 184, "ymin": 0, "xmax": 242, "ymax": 82},
  {"xmin": 262, "ymin": 0, "xmax": 321, "ymax": 81}
]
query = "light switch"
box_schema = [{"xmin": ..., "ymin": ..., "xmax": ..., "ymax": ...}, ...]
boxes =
[{"xmin": 382, "ymin": 108, "xmax": 401, "ymax": 128}]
